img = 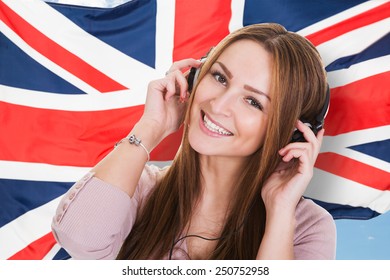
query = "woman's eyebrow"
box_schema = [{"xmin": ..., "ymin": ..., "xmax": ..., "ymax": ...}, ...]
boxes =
[
  {"xmin": 244, "ymin": 85, "xmax": 271, "ymax": 101},
  {"xmin": 215, "ymin": 61, "xmax": 233, "ymax": 79}
]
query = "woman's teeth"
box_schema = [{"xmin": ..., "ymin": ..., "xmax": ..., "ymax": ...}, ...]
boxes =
[{"xmin": 203, "ymin": 114, "xmax": 233, "ymax": 136}]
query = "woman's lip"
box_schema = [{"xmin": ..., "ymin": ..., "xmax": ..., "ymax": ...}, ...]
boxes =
[{"xmin": 199, "ymin": 110, "xmax": 233, "ymax": 137}]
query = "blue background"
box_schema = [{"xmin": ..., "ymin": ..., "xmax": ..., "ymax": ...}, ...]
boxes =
[{"xmin": 335, "ymin": 211, "xmax": 390, "ymax": 259}]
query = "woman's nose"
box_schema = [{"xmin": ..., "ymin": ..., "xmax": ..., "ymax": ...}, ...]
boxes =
[{"xmin": 209, "ymin": 89, "xmax": 236, "ymax": 117}]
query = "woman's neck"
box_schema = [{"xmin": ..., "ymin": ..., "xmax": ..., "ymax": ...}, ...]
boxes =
[{"xmin": 199, "ymin": 155, "xmax": 246, "ymax": 202}]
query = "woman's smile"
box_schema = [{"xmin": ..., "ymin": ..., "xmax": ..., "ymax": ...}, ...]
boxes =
[{"xmin": 199, "ymin": 110, "xmax": 234, "ymax": 137}]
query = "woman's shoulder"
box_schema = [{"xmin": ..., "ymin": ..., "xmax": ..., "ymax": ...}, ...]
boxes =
[
  {"xmin": 295, "ymin": 197, "xmax": 335, "ymax": 229},
  {"xmin": 297, "ymin": 196, "xmax": 330, "ymax": 214},
  {"xmin": 293, "ymin": 197, "xmax": 337, "ymax": 259}
]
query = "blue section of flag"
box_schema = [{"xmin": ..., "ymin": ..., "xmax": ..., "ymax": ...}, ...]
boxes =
[
  {"xmin": 0, "ymin": 33, "xmax": 83, "ymax": 94},
  {"xmin": 349, "ymin": 139, "xmax": 390, "ymax": 163},
  {"xmin": 49, "ymin": 0, "xmax": 157, "ymax": 68},
  {"xmin": 243, "ymin": 0, "xmax": 367, "ymax": 32},
  {"xmin": 0, "ymin": 179, "xmax": 73, "ymax": 227},
  {"xmin": 52, "ymin": 248, "xmax": 71, "ymax": 260},
  {"xmin": 310, "ymin": 198, "xmax": 380, "ymax": 220},
  {"xmin": 326, "ymin": 32, "xmax": 390, "ymax": 71}
]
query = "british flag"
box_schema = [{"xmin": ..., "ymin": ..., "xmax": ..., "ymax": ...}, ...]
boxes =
[{"xmin": 0, "ymin": 0, "xmax": 389, "ymax": 260}]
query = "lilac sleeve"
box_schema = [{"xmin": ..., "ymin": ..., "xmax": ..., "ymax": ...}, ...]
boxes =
[
  {"xmin": 51, "ymin": 165, "xmax": 162, "ymax": 259},
  {"xmin": 293, "ymin": 198, "xmax": 337, "ymax": 260}
]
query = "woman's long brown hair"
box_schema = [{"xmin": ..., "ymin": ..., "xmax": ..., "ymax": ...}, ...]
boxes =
[{"xmin": 116, "ymin": 23, "xmax": 328, "ymax": 259}]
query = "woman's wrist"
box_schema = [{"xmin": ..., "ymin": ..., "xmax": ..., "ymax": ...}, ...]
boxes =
[{"xmin": 129, "ymin": 118, "xmax": 166, "ymax": 154}]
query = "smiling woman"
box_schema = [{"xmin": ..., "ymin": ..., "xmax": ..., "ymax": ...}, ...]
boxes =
[
  {"xmin": 188, "ymin": 40, "xmax": 271, "ymax": 158},
  {"xmin": 51, "ymin": 23, "xmax": 335, "ymax": 260}
]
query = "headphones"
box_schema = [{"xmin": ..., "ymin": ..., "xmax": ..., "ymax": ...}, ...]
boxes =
[
  {"xmin": 187, "ymin": 56, "xmax": 208, "ymax": 93},
  {"xmin": 186, "ymin": 53, "xmax": 330, "ymax": 143},
  {"xmin": 291, "ymin": 85, "xmax": 330, "ymax": 142}
]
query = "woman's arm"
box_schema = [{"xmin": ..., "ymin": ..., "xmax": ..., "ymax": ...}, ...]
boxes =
[
  {"xmin": 257, "ymin": 121, "xmax": 325, "ymax": 259},
  {"xmin": 91, "ymin": 58, "xmax": 201, "ymax": 196},
  {"xmin": 91, "ymin": 119, "xmax": 163, "ymax": 197},
  {"xmin": 256, "ymin": 207, "xmax": 295, "ymax": 259},
  {"xmin": 52, "ymin": 59, "xmax": 201, "ymax": 259}
]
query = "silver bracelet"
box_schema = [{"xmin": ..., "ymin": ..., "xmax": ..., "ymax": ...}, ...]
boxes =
[{"xmin": 115, "ymin": 134, "xmax": 150, "ymax": 161}]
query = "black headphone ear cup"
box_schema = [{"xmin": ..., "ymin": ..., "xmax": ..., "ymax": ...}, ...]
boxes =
[
  {"xmin": 187, "ymin": 66, "xmax": 199, "ymax": 93},
  {"xmin": 187, "ymin": 54, "xmax": 209, "ymax": 93},
  {"xmin": 291, "ymin": 122, "xmax": 313, "ymax": 143},
  {"xmin": 290, "ymin": 84, "xmax": 330, "ymax": 143},
  {"xmin": 291, "ymin": 129, "xmax": 305, "ymax": 143}
]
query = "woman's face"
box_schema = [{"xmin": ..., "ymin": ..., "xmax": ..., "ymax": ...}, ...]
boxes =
[{"xmin": 188, "ymin": 39, "xmax": 272, "ymax": 159}]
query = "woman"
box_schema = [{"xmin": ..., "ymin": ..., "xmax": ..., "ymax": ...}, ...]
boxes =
[{"xmin": 52, "ymin": 23, "xmax": 336, "ymax": 260}]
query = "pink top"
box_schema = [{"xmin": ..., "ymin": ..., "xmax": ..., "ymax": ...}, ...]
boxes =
[{"xmin": 51, "ymin": 165, "xmax": 336, "ymax": 260}]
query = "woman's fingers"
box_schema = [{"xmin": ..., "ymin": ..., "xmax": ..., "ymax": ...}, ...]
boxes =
[
  {"xmin": 148, "ymin": 57, "xmax": 201, "ymax": 102},
  {"xmin": 281, "ymin": 121, "xmax": 324, "ymax": 157},
  {"xmin": 166, "ymin": 58, "xmax": 202, "ymax": 75},
  {"xmin": 316, "ymin": 127, "xmax": 325, "ymax": 146},
  {"xmin": 163, "ymin": 58, "xmax": 203, "ymax": 100},
  {"xmin": 164, "ymin": 70, "xmax": 190, "ymax": 101},
  {"xmin": 295, "ymin": 120, "xmax": 317, "ymax": 143},
  {"xmin": 278, "ymin": 120, "xmax": 326, "ymax": 173}
]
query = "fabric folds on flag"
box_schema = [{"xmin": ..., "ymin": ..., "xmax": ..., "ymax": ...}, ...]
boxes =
[{"xmin": 0, "ymin": 0, "xmax": 389, "ymax": 260}]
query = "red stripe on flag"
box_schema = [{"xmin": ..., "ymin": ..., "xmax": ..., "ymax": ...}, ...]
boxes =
[
  {"xmin": 8, "ymin": 232, "xmax": 57, "ymax": 260},
  {"xmin": 306, "ymin": 2, "xmax": 390, "ymax": 46},
  {"xmin": 315, "ymin": 152, "xmax": 390, "ymax": 191},
  {"xmin": 173, "ymin": 0, "xmax": 232, "ymax": 61},
  {"xmin": 151, "ymin": 126, "xmax": 184, "ymax": 161},
  {"xmin": 0, "ymin": 102, "xmax": 139, "ymax": 166},
  {"xmin": 0, "ymin": 102, "xmax": 178, "ymax": 165},
  {"xmin": 325, "ymin": 72, "xmax": 390, "ymax": 136},
  {"xmin": 0, "ymin": 1, "xmax": 127, "ymax": 93}
]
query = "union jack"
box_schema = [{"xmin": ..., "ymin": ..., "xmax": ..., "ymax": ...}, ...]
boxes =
[{"xmin": 0, "ymin": 0, "xmax": 389, "ymax": 260}]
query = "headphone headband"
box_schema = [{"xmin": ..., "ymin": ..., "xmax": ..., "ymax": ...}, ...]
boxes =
[
  {"xmin": 187, "ymin": 48, "xmax": 213, "ymax": 92},
  {"xmin": 314, "ymin": 84, "xmax": 330, "ymax": 131}
]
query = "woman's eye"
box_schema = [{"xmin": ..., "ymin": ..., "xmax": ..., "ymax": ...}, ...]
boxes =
[
  {"xmin": 245, "ymin": 97, "xmax": 264, "ymax": 111},
  {"xmin": 211, "ymin": 71, "xmax": 227, "ymax": 86}
]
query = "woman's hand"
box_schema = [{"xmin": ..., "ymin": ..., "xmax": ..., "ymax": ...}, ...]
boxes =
[
  {"xmin": 261, "ymin": 120, "xmax": 325, "ymax": 215},
  {"xmin": 257, "ymin": 121, "xmax": 324, "ymax": 259},
  {"xmin": 139, "ymin": 58, "xmax": 202, "ymax": 142}
]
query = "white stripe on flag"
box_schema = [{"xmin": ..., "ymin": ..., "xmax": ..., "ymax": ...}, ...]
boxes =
[
  {"xmin": 306, "ymin": 168, "xmax": 390, "ymax": 215},
  {"xmin": 317, "ymin": 18, "xmax": 390, "ymax": 67},
  {"xmin": 0, "ymin": 160, "xmax": 91, "ymax": 182},
  {"xmin": 298, "ymin": 0, "xmax": 389, "ymax": 36},
  {"xmin": 0, "ymin": 160, "xmax": 171, "ymax": 182},
  {"xmin": 0, "ymin": 85, "xmax": 146, "ymax": 111},
  {"xmin": 229, "ymin": 0, "xmax": 245, "ymax": 32},
  {"xmin": 327, "ymin": 55, "xmax": 390, "ymax": 88},
  {"xmin": 321, "ymin": 126, "xmax": 390, "ymax": 153},
  {"xmin": 155, "ymin": 0, "xmax": 175, "ymax": 75},
  {"xmin": 42, "ymin": 243, "xmax": 63, "ymax": 260},
  {"xmin": 0, "ymin": 196, "xmax": 62, "ymax": 260}
]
